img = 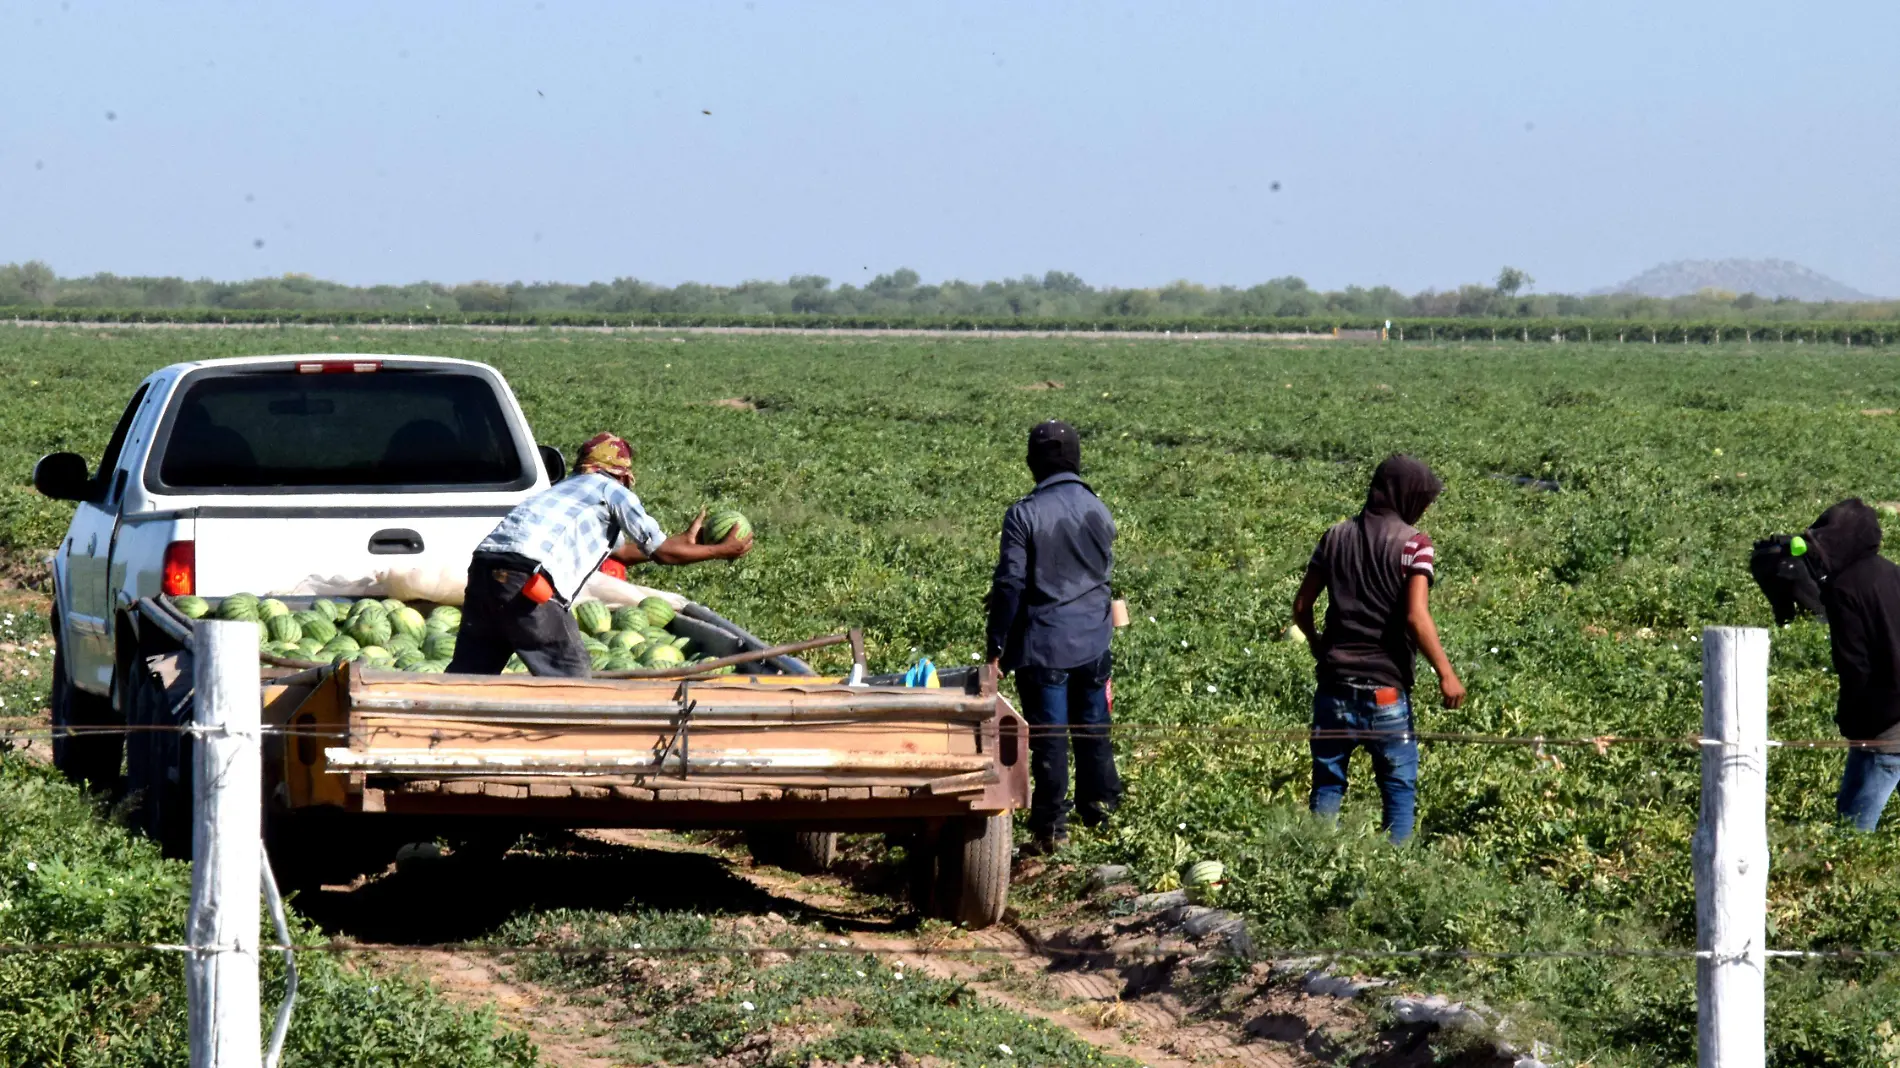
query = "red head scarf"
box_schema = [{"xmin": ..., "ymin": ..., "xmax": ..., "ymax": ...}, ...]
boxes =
[{"xmin": 574, "ymin": 432, "xmax": 635, "ymax": 487}]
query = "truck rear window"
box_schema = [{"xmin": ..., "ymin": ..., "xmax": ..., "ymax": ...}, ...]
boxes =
[{"xmin": 153, "ymin": 371, "xmax": 527, "ymax": 490}]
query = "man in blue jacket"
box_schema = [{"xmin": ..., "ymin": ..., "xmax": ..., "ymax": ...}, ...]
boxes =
[{"xmin": 986, "ymin": 420, "xmax": 1121, "ymax": 855}]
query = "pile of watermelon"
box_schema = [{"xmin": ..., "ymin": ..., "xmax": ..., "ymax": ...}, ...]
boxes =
[
  {"xmin": 571, "ymin": 596, "xmax": 715, "ymax": 673},
  {"xmin": 172, "ymin": 593, "xmax": 461, "ymax": 672},
  {"xmin": 169, "ymin": 592, "xmax": 718, "ymax": 675}
]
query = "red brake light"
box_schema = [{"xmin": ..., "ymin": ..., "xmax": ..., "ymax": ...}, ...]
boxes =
[
  {"xmin": 162, "ymin": 541, "xmax": 196, "ymax": 597},
  {"xmin": 295, "ymin": 360, "xmax": 382, "ymax": 374}
]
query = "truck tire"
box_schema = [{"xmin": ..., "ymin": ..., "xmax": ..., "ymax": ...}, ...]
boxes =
[
  {"xmin": 50, "ymin": 631, "xmax": 123, "ymax": 795},
  {"xmin": 123, "ymin": 649, "xmax": 192, "ymax": 858},
  {"xmin": 932, "ymin": 813, "xmax": 1012, "ymax": 929},
  {"xmin": 744, "ymin": 829, "xmax": 839, "ymax": 874}
]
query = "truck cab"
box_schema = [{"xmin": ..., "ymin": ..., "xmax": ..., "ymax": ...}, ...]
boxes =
[{"xmin": 36, "ymin": 354, "xmax": 563, "ymax": 788}]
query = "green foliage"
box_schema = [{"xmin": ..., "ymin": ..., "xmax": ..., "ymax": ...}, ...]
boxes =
[
  {"xmin": 0, "ymin": 751, "xmax": 533, "ymax": 1066},
  {"xmin": 493, "ymin": 908, "xmax": 1133, "ymax": 1067},
  {"xmin": 10, "ymin": 326, "xmax": 1900, "ymax": 1062}
]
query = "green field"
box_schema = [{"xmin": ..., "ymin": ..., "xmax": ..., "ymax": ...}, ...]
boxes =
[{"xmin": 4, "ymin": 326, "xmax": 1900, "ymax": 1064}]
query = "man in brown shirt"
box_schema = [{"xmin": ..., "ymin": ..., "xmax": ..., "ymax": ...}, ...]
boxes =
[{"xmin": 1292, "ymin": 455, "xmax": 1464, "ymax": 843}]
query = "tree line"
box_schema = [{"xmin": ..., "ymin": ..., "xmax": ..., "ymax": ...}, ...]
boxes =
[{"xmin": 2, "ymin": 261, "xmax": 1893, "ymax": 323}]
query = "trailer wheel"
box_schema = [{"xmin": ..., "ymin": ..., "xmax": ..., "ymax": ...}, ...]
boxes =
[
  {"xmin": 933, "ymin": 813, "xmax": 1012, "ymax": 929},
  {"xmin": 50, "ymin": 629, "xmax": 123, "ymax": 795},
  {"xmin": 745, "ymin": 829, "xmax": 838, "ymax": 874}
]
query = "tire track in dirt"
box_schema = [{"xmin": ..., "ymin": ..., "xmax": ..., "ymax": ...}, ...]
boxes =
[
  {"xmin": 587, "ymin": 829, "xmax": 1307, "ymax": 1068},
  {"xmin": 397, "ymin": 950, "xmax": 623, "ymax": 1068}
]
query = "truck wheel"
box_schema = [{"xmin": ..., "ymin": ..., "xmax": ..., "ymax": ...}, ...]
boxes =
[
  {"xmin": 123, "ymin": 651, "xmax": 192, "ymax": 858},
  {"xmin": 50, "ymin": 634, "xmax": 123, "ymax": 795},
  {"xmin": 932, "ymin": 813, "xmax": 1012, "ymax": 929},
  {"xmin": 744, "ymin": 829, "xmax": 839, "ymax": 874}
]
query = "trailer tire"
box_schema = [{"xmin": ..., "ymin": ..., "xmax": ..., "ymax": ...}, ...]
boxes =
[
  {"xmin": 745, "ymin": 829, "xmax": 838, "ymax": 874},
  {"xmin": 50, "ymin": 629, "xmax": 123, "ymax": 795},
  {"xmin": 933, "ymin": 813, "xmax": 1011, "ymax": 929}
]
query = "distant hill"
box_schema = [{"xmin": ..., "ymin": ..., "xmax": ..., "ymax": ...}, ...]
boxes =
[{"xmin": 1598, "ymin": 259, "xmax": 1878, "ymax": 301}]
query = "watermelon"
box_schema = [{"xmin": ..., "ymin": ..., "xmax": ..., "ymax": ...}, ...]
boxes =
[
  {"xmin": 604, "ymin": 653, "xmax": 640, "ymax": 672},
  {"xmin": 296, "ymin": 613, "xmax": 337, "ymax": 644},
  {"xmin": 173, "ymin": 595, "xmax": 210, "ymax": 619},
  {"xmin": 360, "ymin": 645, "xmax": 393, "ymax": 663},
  {"xmin": 607, "ymin": 630, "xmax": 644, "ymax": 653},
  {"xmin": 394, "ymin": 651, "xmax": 429, "ymax": 672},
  {"xmin": 588, "ymin": 647, "xmax": 613, "ymax": 671},
  {"xmin": 639, "ymin": 597, "xmax": 676, "ymax": 628},
  {"xmin": 296, "ymin": 637, "xmax": 326, "ymax": 658},
  {"xmin": 218, "ymin": 595, "xmax": 260, "ymax": 622},
  {"xmin": 313, "ymin": 598, "xmax": 343, "ymax": 622},
  {"xmin": 379, "ymin": 598, "xmax": 408, "ymax": 616},
  {"xmin": 700, "ymin": 508, "xmax": 753, "ymax": 545},
  {"xmin": 265, "ymin": 615, "xmax": 302, "ymax": 644},
  {"xmin": 423, "ymin": 630, "xmax": 456, "ymax": 660},
  {"xmin": 503, "ymin": 654, "xmax": 528, "ymax": 674},
  {"xmin": 259, "ymin": 598, "xmax": 291, "ymax": 620},
  {"xmin": 1185, "ymin": 859, "xmax": 1225, "ymax": 886},
  {"xmin": 348, "ymin": 613, "xmax": 393, "ymax": 648},
  {"xmin": 644, "ymin": 643, "xmax": 685, "ymax": 667},
  {"xmin": 332, "ymin": 649, "xmax": 364, "ymax": 664},
  {"xmin": 610, "ymin": 605, "xmax": 646, "ymax": 632},
  {"xmin": 573, "ymin": 600, "xmax": 612, "ymax": 635},
  {"xmin": 428, "ymin": 605, "xmax": 461, "ymax": 629},
  {"xmin": 322, "ymin": 635, "xmax": 360, "ymax": 656},
  {"xmin": 348, "ymin": 599, "xmax": 384, "ymax": 620},
  {"xmin": 392, "ymin": 606, "xmax": 427, "ymax": 642},
  {"xmin": 384, "ymin": 635, "xmax": 421, "ymax": 658},
  {"xmin": 422, "ymin": 659, "xmax": 450, "ymax": 673}
]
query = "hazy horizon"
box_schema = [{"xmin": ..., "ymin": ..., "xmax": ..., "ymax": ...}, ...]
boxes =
[{"xmin": 4, "ymin": 1, "xmax": 1895, "ymax": 295}]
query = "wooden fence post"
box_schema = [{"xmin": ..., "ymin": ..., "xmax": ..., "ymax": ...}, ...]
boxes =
[
  {"xmin": 188, "ymin": 621, "xmax": 263, "ymax": 1068},
  {"xmin": 1694, "ymin": 626, "xmax": 1769, "ymax": 1068}
]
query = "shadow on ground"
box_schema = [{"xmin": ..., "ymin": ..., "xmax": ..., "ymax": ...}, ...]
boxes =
[{"xmin": 294, "ymin": 831, "xmax": 896, "ymax": 945}]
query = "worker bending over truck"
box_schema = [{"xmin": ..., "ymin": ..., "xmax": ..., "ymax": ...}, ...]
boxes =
[{"xmin": 447, "ymin": 432, "xmax": 752, "ymax": 677}]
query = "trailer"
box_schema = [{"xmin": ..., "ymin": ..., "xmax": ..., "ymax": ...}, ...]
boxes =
[{"xmin": 118, "ymin": 594, "xmax": 1029, "ymax": 928}]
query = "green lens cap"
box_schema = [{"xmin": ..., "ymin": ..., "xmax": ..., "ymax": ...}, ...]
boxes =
[{"xmin": 1790, "ymin": 535, "xmax": 1808, "ymax": 557}]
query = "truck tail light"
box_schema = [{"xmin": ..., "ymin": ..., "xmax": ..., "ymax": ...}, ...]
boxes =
[
  {"xmin": 162, "ymin": 540, "xmax": 196, "ymax": 596},
  {"xmin": 295, "ymin": 360, "xmax": 382, "ymax": 374}
]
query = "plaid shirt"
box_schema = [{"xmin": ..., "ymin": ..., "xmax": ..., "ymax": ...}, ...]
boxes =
[{"xmin": 477, "ymin": 473, "xmax": 667, "ymax": 603}]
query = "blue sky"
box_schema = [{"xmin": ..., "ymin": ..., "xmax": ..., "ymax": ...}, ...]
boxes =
[{"xmin": 3, "ymin": 0, "xmax": 1896, "ymax": 295}]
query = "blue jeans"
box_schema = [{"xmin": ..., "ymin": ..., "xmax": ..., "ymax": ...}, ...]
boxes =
[
  {"xmin": 1016, "ymin": 652, "xmax": 1121, "ymax": 838},
  {"xmin": 1309, "ymin": 684, "xmax": 1420, "ymax": 843},
  {"xmin": 1837, "ymin": 747, "xmax": 1900, "ymax": 831}
]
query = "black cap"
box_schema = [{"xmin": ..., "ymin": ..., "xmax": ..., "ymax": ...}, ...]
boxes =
[{"xmin": 1027, "ymin": 420, "xmax": 1081, "ymax": 479}]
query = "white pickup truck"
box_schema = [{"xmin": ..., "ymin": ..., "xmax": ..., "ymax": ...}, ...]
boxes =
[
  {"xmin": 38, "ymin": 353, "xmax": 1027, "ymax": 927},
  {"xmin": 35, "ymin": 354, "xmax": 565, "ymax": 789}
]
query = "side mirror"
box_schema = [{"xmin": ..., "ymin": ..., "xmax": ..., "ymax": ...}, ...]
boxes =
[
  {"xmin": 538, "ymin": 444, "xmax": 566, "ymax": 484},
  {"xmin": 33, "ymin": 453, "xmax": 93, "ymax": 502}
]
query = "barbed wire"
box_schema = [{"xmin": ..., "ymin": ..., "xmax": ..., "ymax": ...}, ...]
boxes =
[
  {"xmin": 0, "ymin": 938, "xmax": 1891, "ymax": 962},
  {"xmin": 3, "ymin": 721, "xmax": 1890, "ymax": 750}
]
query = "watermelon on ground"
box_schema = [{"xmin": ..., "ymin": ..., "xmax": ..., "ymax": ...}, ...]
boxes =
[{"xmin": 173, "ymin": 595, "xmax": 210, "ymax": 619}]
